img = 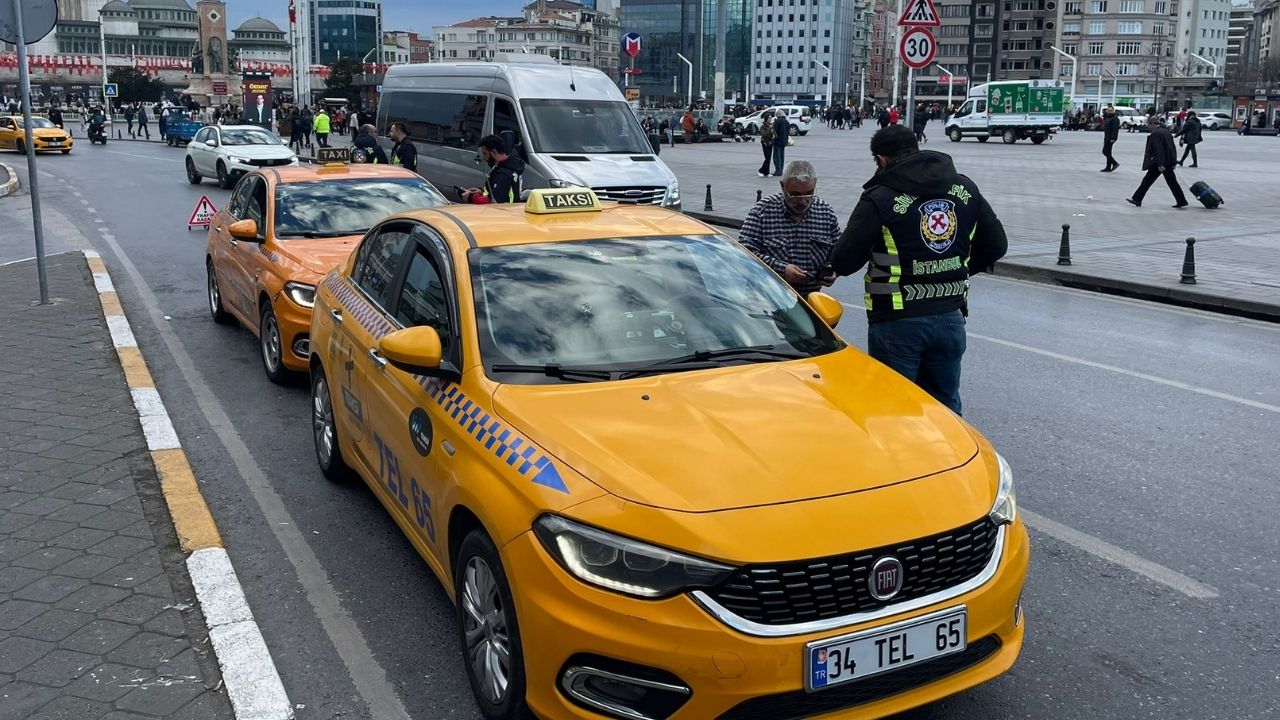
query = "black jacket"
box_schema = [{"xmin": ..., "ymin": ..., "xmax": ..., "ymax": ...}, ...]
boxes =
[
  {"xmin": 477, "ymin": 154, "xmax": 524, "ymax": 204},
  {"xmin": 831, "ymin": 150, "xmax": 1008, "ymax": 322},
  {"xmin": 1103, "ymin": 114, "xmax": 1120, "ymax": 141},
  {"xmin": 352, "ymin": 132, "xmax": 388, "ymax": 164},
  {"xmin": 1174, "ymin": 117, "xmax": 1202, "ymax": 145},
  {"xmin": 390, "ymin": 137, "xmax": 418, "ymax": 172},
  {"xmin": 1142, "ymin": 127, "xmax": 1177, "ymax": 171}
]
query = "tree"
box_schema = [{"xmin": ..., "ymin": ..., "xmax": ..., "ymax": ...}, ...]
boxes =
[
  {"xmin": 325, "ymin": 57, "xmax": 364, "ymax": 107},
  {"xmin": 107, "ymin": 68, "xmax": 167, "ymax": 105}
]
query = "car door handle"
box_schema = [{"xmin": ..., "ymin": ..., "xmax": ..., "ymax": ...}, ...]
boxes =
[
  {"xmin": 228, "ymin": 238, "xmax": 238, "ymax": 247},
  {"xmin": 368, "ymin": 347, "xmax": 387, "ymax": 369},
  {"xmin": 214, "ymin": 225, "xmax": 223, "ymax": 232},
  {"xmin": 329, "ymin": 308, "xmax": 343, "ymax": 323}
]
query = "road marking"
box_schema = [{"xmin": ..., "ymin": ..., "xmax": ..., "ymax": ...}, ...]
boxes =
[
  {"xmin": 0, "ymin": 250, "xmax": 79, "ymax": 267},
  {"xmin": 88, "ymin": 235, "xmax": 413, "ymax": 718},
  {"xmin": 967, "ymin": 331, "xmax": 1280, "ymax": 415},
  {"xmin": 103, "ymin": 149, "xmax": 169, "ymax": 162},
  {"xmin": 83, "ymin": 248, "xmax": 293, "ymax": 719},
  {"xmin": 1022, "ymin": 510, "xmax": 1219, "ymax": 599}
]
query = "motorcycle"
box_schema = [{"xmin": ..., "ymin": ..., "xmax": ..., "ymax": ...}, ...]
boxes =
[{"xmin": 88, "ymin": 123, "xmax": 108, "ymax": 145}]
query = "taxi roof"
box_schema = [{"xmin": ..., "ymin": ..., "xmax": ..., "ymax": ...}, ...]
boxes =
[
  {"xmin": 387, "ymin": 202, "xmax": 718, "ymax": 249},
  {"xmin": 262, "ymin": 163, "xmax": 421, "ymax": 184}
]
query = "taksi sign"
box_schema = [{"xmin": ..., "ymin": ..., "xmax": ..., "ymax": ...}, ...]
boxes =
[
  {"xmin": 899, "ymin": 27, "xmax": 936, "ymax": 70},
  {"xmin": 623, "ymin": 32, "xmax": 642, "ymax": 58},
  {"xmin": 898, "ymin": 0, "xmax": 941, "ymax": 27}
]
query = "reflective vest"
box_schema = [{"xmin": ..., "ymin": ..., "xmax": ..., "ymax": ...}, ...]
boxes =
[
  {"xmin": 313, "ymin": 113, "xmax": 331, "ymax": 133},
  {"xmin": 862, "ymin": 179, "xmax": 980, "ymax": 321}
]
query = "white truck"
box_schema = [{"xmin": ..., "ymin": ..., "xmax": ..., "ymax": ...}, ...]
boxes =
[{"xmin": 944, "ymin": 80, "xmax": 1065, "ymax": 145}]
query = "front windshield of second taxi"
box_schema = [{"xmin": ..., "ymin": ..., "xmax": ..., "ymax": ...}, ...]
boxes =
[
  {"xmin": 521, "ymin": 99, "xmax": 651, "ymax": 154},
  {"xmin": 274, "ymin": 179, "xmax": 448, "ymax": 238},
  {"xmin": 221, "ymin": 128, "xmax": 278, "ymax": 146},
  {"xmin": 19, "ymin": 118, "xmax": 55, "ymax": 129},
  {"xmin": 470, "ymin": 235, "xmax": 841, "ymax": 375}
]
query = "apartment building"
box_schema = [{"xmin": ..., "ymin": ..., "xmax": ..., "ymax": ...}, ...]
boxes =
[
  {"xmin": 750, "ymin": 0, "xmax": 859, "ymax": 104},
  {"xmin": 1256, "ymin": 0, "xmax": 1280, "ymax": 61},
  {"xmin": 432, "ymin": 1, "xmax": 618, "ymax": 74},
  {"xmin": 1174, "ymin": 0, "xmax": 1232, "ymax": 75},
  {"xmin": 1226, "ymin": 1, "xmax": 1256, "ymax": 79},
  {"xmin": 999, "ymin": 0, "xmax": 1058, "ymax": 79}
]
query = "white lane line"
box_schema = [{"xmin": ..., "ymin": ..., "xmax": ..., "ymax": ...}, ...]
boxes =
[
  {"xmin": 189, "ymin": 548, "xmax": 293, "ymax": 720},
  {"xmin": 967, "ymin": 331, "xmax": 1280, "ymax": 415},
  {"xmin": 106, "ymin": 315, "xmax": 137, "ymax": 348},
  {"xmin": 1022, "ymin": 510, "xmax": 1219, "ymax": 599},
  {"xmin": 103, "ymin": 149, "xmax": 169, "ymax": 162},
  {"xmin": 129, "ymin": 387, "xmax": 183, "ymax": 451},
  {"xmin": 0, "ymin": 250, "xmax": 81, "ymax": 267}
]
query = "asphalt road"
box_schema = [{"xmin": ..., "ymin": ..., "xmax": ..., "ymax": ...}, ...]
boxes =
[{"xmin": 2, "ymin": 140, "xmax": 1277, "ymax": 720}]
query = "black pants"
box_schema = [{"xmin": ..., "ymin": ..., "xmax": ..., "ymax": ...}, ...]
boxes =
[
  {"xmin": 1179, "ymin": 143, "xmax": 1198, "ymax": 166},
  {"xmin": 1102, "ymin": 139, "xmax": 1117, "ymax": 168},
  {"xmin": 137, "ymin": 122, "xmax": 148, "ymax": 139},
  {"xmin": 759, "ymin": 142, "xmax": 773, "ymax": 175},
  {"xmin": 1133, "ymin": 167, "xmax": 1187, "ymax": 205}
]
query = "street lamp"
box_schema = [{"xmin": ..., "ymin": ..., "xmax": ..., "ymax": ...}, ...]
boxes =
[
  {"xmin": 1049, "ymin": 44, "xmax": 1077, "ymax": 111},
  {"xmin": 675, "ymin": 52, "xmax": 693, "ymax": 108},
  {"xmin": 937, "ymin": 65, "xmax": 954, "ymax": 115},
  {"xmin": 1188, "ymin": 51, "xmax": 1218, "ymax": 78},
  {"xmin": 1102, "ymin": 67, "xmax": 1118, "ymax": 107},
  {"xmin": 814, "ymin": 60, "xmax": 832, "ymax": 111}
]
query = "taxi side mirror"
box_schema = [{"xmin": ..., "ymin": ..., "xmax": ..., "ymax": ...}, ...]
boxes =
[
  {"xmin": 228, "ymin": 219, "xmax": 260, "ymax": 240},
  {"xmin": 379, "ymin": 326, "xmax": 442, "ymax": 375},
  {"xmin": 806, "ymin": 292, "xmax": 844, "ymax": 328}
]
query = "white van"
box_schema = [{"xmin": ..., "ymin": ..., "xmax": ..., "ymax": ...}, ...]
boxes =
[
  {"xmin": 378, "ymin": 55, "xmax": 680, "ymax": 208},
  {"xmin": 734, "ymin": 105, "xmax": 812, "ymax": 136}
]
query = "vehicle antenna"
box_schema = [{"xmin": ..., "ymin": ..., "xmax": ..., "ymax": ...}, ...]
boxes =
[{"xmin": 569, "ymin": 61, "xmax": 576, "ymax": 92}]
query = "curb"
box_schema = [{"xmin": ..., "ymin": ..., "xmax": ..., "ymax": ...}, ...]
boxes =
[
  {"xmin": 85, "ymin": 249, "xmax": 295, "ymax": 720},
  {"xmin": 0, "ymin": 161, "xmax": 17, "ymax": 197}
]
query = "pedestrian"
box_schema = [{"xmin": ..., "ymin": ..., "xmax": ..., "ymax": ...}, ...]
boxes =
[
  {"xmin": 877, "ymin": 106, "xmax": 890, "ymax": 128},
  {"xmin": 771, "ymin": 110, "xmax": 789, "ymax": 177},
  {"xmin": 136, "ymin": 104, "xmax": 149, "ymax": 139},
  {"xmin": 913, "ymin": 102, "xmax": 929, "ymax": 143},
  {"xmin": 829, "ymin": 125, "xmax": 1008, "ymax": 415},
  {"xmin": 157, "ymin": 105, "xmax": 167, "ymax": 140},
  {"xmin": 388, "ymin": 121, "xmax": 418, "ymax": 173},
  {"xmin": 739, "ymin": 160, "xmax": 841, "ymax": 295},
  {"xmin": 313, "ymin": 107, "xmax": 331, "ymax": 148},
  {"xmin": 1100, "ymin": 104, "xmax": 1120, "ymax": 172},
  {"xmin": 1126, "ymin": 116, "xmax": 1188, "ymax": 209},
  {"xmin": 1174, "ymin": 110, "xmax": 1202, "ymax": 168},
  {"xmin": 659, "ymin": 117, "xmax": 671, "ymax": 146},
  {"xmin": 889, "ymin": 105, "xmax": 900, "ymax": 125},
  {"xmin": 682, "ymin": 108, "xmax": 695, "ymax": 144},
  {"xmin": 460, "ymin": 134, "xmax": 524, "ymax": 204},
  {"xmin": 300, "ymin": 107, "xmax": 314, "ymax": 149},
  {"xmin": 288, "ymin": 107, "xmax": 303, "ymax": 151},
  {"xmin": 124, "ymin": 105, "xmax": 135, "ymax": 137},
  {"xmin": 48, "ymin": 105, "xmax": 63, "ymax": 130},
  {"xmin": 757, "ymin": 114, "xmax": 775, "ymax": 177},
  {"xmin": 351, "ymin": 124, "xmax": 387, "ymax": 164}
]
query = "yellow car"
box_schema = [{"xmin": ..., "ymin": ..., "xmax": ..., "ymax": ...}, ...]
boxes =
[
  {"xmin": 0, "ymin": 116, "xmax": 73, "ymax": 154},
  {"xmin": 309, "ymin": 188, "xmax": 1029, "ymax": 720}
]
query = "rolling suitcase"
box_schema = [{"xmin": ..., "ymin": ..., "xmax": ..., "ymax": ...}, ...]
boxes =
[{"xmin": 1189, "ymin": 181, "xmax": 1223, "ymax": 209}]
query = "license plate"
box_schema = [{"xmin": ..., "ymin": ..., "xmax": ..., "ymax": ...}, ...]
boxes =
[
  {"xmin": 47, "ymin": 141, "xmax": 62, "ymax": 146},
  {"xmin": 806, "ymin": 607, "xmax": 967, "ymax": 691}
]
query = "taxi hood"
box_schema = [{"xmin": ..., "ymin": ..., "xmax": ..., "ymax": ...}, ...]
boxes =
[
  {"xmin": 491, "ymin": 349, "xmax": 979, "ymax": 513},
  {"xmin": 277, "ymin": 237, "xmax": 361, "ymax": 279}
]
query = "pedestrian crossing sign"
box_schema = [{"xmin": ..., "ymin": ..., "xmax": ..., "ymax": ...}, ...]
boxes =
[
  {"xmin": 898, "ymin": 0, "xmax": 941, "ymax": 27},
  {"xmin": 187, "ymin": 195, "xmax": 218, "ymax": 230}
]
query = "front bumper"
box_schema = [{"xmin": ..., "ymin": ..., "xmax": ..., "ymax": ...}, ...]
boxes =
[
  {"xmin": 508, "ymin": 519, "xmax": 1030, "ymax": 720},
  {"xmin": 271, "ymin": 295, "xmax": 313, "ymax": 372},
  {"xmin": 33, "ymin": 136, "xmax": 73, "ymax": 152}
]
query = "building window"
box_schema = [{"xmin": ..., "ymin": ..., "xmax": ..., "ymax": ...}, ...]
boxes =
[
  {"xmin": 1117, "ymin": 21, "xmax": 1142, "ymax": 33},
  {"xmin": 1088, "ymin": 21, "xmax": 1105, "ymax": 34},
  {"xmin": 1062, "ymin": 42, "xmax": 1078, "ymax": 54},
  {"xmin": 1087, "ymin": 41, "xmax": 1104, "ymax": 54},
  {"xmin": 1117, "ymin": 41, "xmax": 1141, "ymax": 54},
  {"xmin": 1085, "ymin": 62, "xmax": 1102, "ymax": 74},
  {"xmin": 1119, "ymin": 0, "xmax": 1143, "ymax": 12},
  {"xmin": 1154, "ymin": 0, "xmax": 1165, "ymax": 11},
  {"xmin": 1064, "ymin": 1, "xmax": 1082, "ymax": 13},
  {"xmin": 1063, "ymin": 21, "xmax": 1081, "ymax": 34},
  {"xmin": 1089, "ymin": 1, "xmax": 1107, "ymax": 11},
  {"xmin": 975, "ymin": 24, "xmax": 993, "ymax": 37}
]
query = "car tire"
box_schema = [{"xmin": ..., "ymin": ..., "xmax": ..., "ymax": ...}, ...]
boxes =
[
  {"xmin": 799, "ymin": 130, "xmax": 808, "ymax": 136},
  {"xmin": 977, "ymin": 136, "xmax": 989, "ymax": 143},
  {"xmin": 61, "ymin": 149, "xmax": 70, "ymax": 154},
  {"xmin": 311, "ymin": 363, "xmax": 352, "ymax": 482},
  {"xmin": 789, "ymin": 126, "xmax": 799, "ymax": 136},
  {"xmin": 455, "ymin": 528, "xmax": 531, "ymax": 720},
  {"xmin": 259, "ymin": 303, "xmax": 292, "ymax": 385},
  {"xmin": 186, "ymin": 157, "xmax": 202, "ymax": 184},
  {"xmin": 948, "ymin": 127, "xmax": 962, "ymax": 142},
  {"xmin": 1002, "ymin": 129, "xmax": 1017, "ymax": 144},
  {"xmin": 206, "ymin": 260, "xmax": 233, "ymax": 324},
  {"xmin": 16, "ymin": 139, "xmax": 25, "ymax": 155},
  {"xmin": 217, "ymin": 162, "xmax": 234, "ymax": 190},
  {"xmin": 1031, "ymin": 136, "xmax": 1046, "ymax": 145},
  {"xmin": 747, "ymin": 123, "xmax": 758, "ymax": 134}
]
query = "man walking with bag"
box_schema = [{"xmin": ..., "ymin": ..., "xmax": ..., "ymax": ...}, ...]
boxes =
[
  {"xmin": 1126, "ymin": 116, "xmax": 1188, "ymax": 209},
  {"xmin": 1174, "ymin": 110, "xmax": 1202, "ymax": 168}
]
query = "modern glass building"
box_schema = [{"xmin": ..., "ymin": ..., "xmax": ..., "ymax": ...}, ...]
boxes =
[
  {"xmin": 308, "ymin": 0, "xmax": 383, "ymax": 66},
  {"xmin": 620, "ymin": 0, "xmax": 751, "ymax": 105}
]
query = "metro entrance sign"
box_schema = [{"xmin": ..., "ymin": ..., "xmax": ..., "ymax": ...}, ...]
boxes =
[{"xmin": 899, "ymin": 27, "xmax": 937, "ymax": 70}]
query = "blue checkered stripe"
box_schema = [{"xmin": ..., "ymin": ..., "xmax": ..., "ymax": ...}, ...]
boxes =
[{"xmin": 321, "ymin": 273, "xmax": 569, "ymax": 494}]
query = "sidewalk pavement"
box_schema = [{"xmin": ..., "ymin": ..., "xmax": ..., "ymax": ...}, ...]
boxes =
[{"xmin": 0, "ymin": 253, "xmax": 233, "ymax": 720}]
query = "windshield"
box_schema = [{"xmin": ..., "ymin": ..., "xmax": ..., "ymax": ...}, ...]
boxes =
[
  {"xmin": 521, "ymin": 99, "xmax": 651, "ymax": 154},
  {"xmin": 471, "ymin": 235, "xmax": 843, "ymax": 383},
  {"xmin": 221, "ymin": 129, "xmax": 279, "ymax": 146},
  {"xmin": 274, "ymin": 178, "xmax": 448, "ymax": 238},
  {"xmin": 19, "ymin": 118, "xmax": 55, "ymax": 129}
]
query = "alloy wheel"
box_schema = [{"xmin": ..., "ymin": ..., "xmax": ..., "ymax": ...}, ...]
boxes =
[
  {"xmin": 261, "ymin": 310, "xmax": 281, "ymax": 375},
  {"xmin": 313, "ymin": 375, "xmax": 335, "ymax": 468},
  {"xmin": 461, "ymin": 556, "xmax": 511, "ymax": 705}
]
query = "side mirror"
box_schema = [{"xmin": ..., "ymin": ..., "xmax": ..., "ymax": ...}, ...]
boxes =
[
  {"xmin": 228, "ymin": 219, "xmax": 260, "ymax": 240},
  {"xmin": 379, "ymin": 326, "xmax": 442, "ymax": 374},
  {"xmin": 205, "ymin": 138, "xmax": 217, "ymax": 147},
  {"xmin": 806, "ymin": 292, "xmax": 844, "ymax": 328}
]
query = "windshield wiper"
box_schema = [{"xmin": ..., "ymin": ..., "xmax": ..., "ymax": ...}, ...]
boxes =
[
  {"xmin": 617, "ymin": 345, "xmax": 807, "ymax": 379},
  {"xmin": 489, "ymin": 363, "xmax": 616, "ymax": 382}
]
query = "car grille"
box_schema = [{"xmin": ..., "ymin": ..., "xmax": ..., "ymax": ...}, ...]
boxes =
[
  {"xmin": 247, "ymin": 158, "xmax": 293, "ymax": 167},
  {"xmin": 703, "ymin": 518, "xmax": 1000, "ymax": 626},
  {"xmin": 716, "ymin": 636, "xmax": 1002, "ymax": 720},
  {"xmin": 591, "ymin": 186, "xmax": 666, "ymax": 205}
]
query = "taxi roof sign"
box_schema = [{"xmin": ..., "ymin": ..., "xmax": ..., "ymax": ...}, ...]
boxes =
[
  {"xmin": 525, "ymin": 188, "xmax": 602, "ymax": 215},
  {"xmin": 316, "ymin": 147, "xmax": 350, "ymax": 164}
]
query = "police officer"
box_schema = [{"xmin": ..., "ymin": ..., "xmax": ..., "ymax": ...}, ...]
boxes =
[
  {"xmin": 829, "ymin": 125, "xmax": 1008, "ymax": 415},
  {"xmin": 388, "ymin": 122, "xmax": 418, "ymax": 173},
  {"xmin": 351, "ymin": 124, "xmax": 387, "ymax": 164},
  {"xmin": 460, "ymin": 135, "xmax": 524, "ymax": 204}
]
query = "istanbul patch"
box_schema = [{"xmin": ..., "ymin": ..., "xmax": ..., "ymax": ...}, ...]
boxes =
[{"xmin": 919, "ymin": 199, "xmax": 958, "ymax": 253}]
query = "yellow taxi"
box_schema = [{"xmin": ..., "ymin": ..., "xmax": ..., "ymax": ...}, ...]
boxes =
[
  {"xmin": 205, "ymin": 161, "xmax": 447, "ymax": 383},
  {"xmin": 308, "ymin": 188, "xmax": 1029, "ymax": 720},
  {"xmin": 0, "ymin": 116, "xmax": 73, "ymax": 154}
]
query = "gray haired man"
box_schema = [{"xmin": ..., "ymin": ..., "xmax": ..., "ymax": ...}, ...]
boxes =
[{"xmin": 739, "ymin": 160, "xmax": 842, "ymax": 294}]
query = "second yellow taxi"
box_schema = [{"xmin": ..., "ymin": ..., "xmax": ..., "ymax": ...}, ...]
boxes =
[
  {"xmin": 309, "ymin": 188, "xmax": 1029, "ymax": 720},
  {"xmin": 0, "ymin": 116, "xmax": 73, "ymax": 154}
]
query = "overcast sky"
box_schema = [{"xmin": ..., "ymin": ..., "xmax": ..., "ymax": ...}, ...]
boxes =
[{"xmin": 226, "ymin": 1, "xmax": 528, "ymax": 37}]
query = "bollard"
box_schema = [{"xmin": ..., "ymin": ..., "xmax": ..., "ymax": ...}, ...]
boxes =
[
  {"xmin": 1180, "ymin": 237, "xmax": 1196, "ymax": 284},
  {"xmin": 704, "ymin": 184, "xmax": 714, "ymax": 212},
  {"xmin": 1056, "ymin": 224, "xmax": 1072, "ymax": 266},
  {"xmin": 756, "ymin": 189, "xmax": 762, "ymax": 203}
]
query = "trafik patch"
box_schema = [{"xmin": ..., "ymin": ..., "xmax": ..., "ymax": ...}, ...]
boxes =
[{"xmin": 919, "ymin": 199, "xmax": 958, "ymax": 253}]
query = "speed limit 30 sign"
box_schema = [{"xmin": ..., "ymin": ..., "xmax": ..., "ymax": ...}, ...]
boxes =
[{"xmin": 899, "ymin": 27, "xmax": 936, "ymax": 70}]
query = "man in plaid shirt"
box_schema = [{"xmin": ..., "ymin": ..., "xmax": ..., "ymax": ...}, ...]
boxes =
[{"xmin": 738, "ymin": 161, "xmax": 843, "ymax": 295}]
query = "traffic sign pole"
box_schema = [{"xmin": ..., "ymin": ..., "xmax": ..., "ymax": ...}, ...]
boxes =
[
  {"xmin": 906, "ymin": 67, "xmax": 915, "ymax": 131},
  {"xmin": 11, "ymin": 0, "xmax": 50, "ymax": 304}
]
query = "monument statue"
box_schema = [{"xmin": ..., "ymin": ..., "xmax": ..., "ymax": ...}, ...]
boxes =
[
  {"xmin": 227, "ymin": 46, "xmax": 239, "ymax": 73},
  {"xmin": 208, "ymin": 37, "xmax": 222, "ymax": 74},
  {"xmin": 191, "ymin": 48, "xmax": 204, "ymax": 75}
]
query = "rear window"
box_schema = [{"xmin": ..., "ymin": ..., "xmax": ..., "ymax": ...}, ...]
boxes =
[{"xmin": 274, "ymin": 178, "xmax": 447, "ymax": 238}]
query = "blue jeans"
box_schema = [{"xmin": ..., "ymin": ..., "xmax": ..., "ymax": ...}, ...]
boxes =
[
  {"xmin": 868, "ymin": 310, "xmax": 967, "ymax": 415},
  {"xmin": 772, "ymin": 141, "xmax": 786, "ymax": 176}
]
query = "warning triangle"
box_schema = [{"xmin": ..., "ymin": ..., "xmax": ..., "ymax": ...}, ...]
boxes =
[
  {"xmin": 898, "ymin": 0, "xmax": 941, "ymax": 27},
  {"xmin": 188, "ymin": 195, "xmax": 219, "ymax": 228}
]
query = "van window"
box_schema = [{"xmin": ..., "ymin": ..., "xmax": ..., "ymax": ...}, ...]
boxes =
[
  {"xmin": 493, "ymin": 97, "xmax": 525, "ymax": 157},
  {"xmin": 975, "ymin": 99, "xmax": 987, "ymax": 114},
  {"xmin": 385, "ymin": 91, "xmax": 487, "ymax": 150},
  {"xmin": 521, "ymin": 99, "xmax": 650, "ymax": 155}
]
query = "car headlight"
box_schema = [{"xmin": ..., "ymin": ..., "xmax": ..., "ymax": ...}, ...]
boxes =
[
  {"xmin": 547, "ymin": 178, "xmax": 571, "ymax": 188},
  {"xmin": 534, "ymin": 515, "xmax": 735, "ymax": 599},
  {"xmin": 989, "ymin": 453, "xmax": 1017, "ymax": 526},
  {"xmin": 228, "ymin": 156, "xmax": 252, "ymax": 164},
  {"xmin": 283, "ymin": 281, "xmax": 316, "ymax": 309}
]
